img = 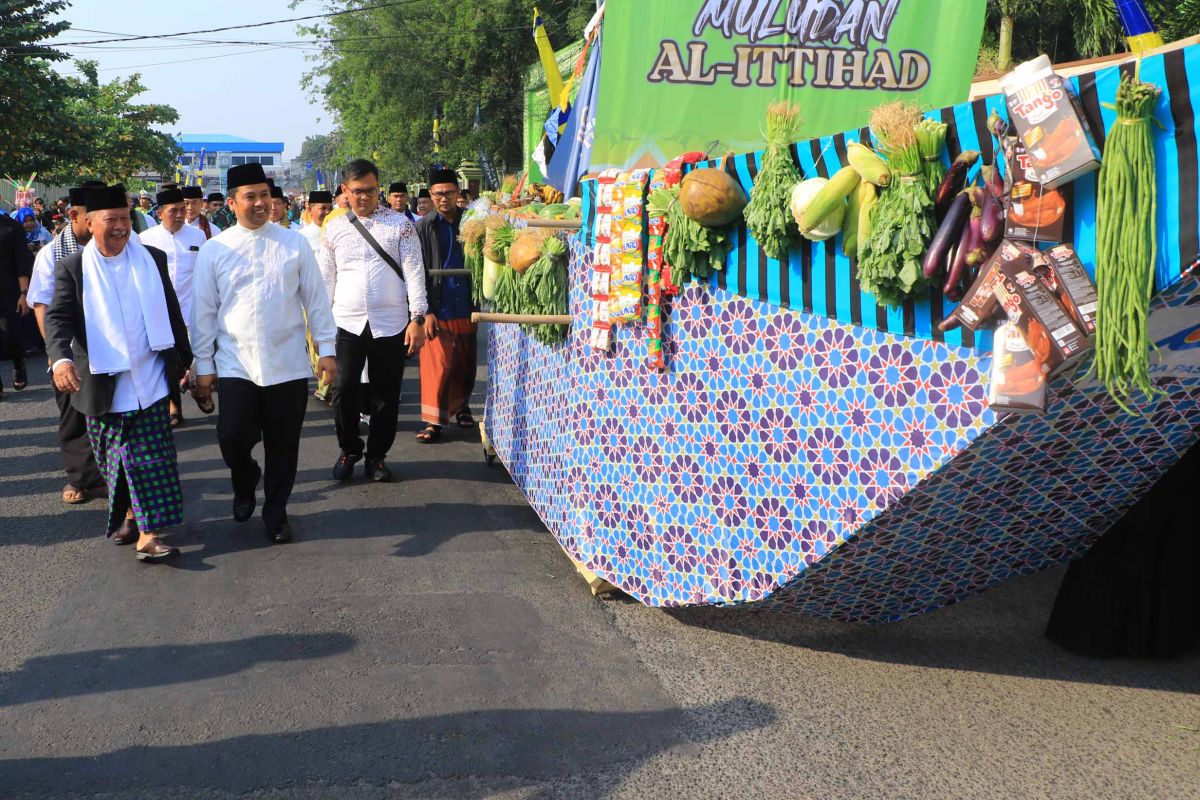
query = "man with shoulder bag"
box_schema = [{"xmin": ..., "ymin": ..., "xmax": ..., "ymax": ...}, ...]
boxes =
[{"xmin": 318, "ymin": 158, "xmax": 427, "ymax": 482}]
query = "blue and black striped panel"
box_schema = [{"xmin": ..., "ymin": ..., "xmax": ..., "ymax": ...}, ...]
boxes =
[{"xmin": 579, "ymin": 42, "xmax": 1200, "ymax": 354}]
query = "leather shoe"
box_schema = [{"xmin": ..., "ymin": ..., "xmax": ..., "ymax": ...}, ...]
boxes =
[
  {"xmin": 135, "ymin": 538, "xmax": 179, "ymax": 561},
  {"xmin": 364, "ymin": 458, "xmax": 392, "ymax": 483},
  {"xmin": 267, "ymin": 521, "xmax": 292, "ymax": 544},
  {"xmin": 233, "ymin": 493, "xmax": 256, "ymax": 523},
  {"xmin": 111, "ymin": 517, "xmax": 138, "ymax": 545},
  {"xmin": 332, "ymin": 451, "xmax": 361, "ymax": 481}
]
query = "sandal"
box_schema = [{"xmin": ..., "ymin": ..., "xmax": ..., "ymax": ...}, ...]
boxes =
[
  {"xmin": 194, "ymin": 394, "xmax": 215, "ymax": 415},
  {"xmin": 170, "ymin": 412, "xmax": 184, "ymax": 428},
  {"xmin": 456, "ymin": 409, "xmax": 477, "ymax": 429},
  {"xmin": 416, "ymin": 424, "xmax": 442, "ymax": 444},
  {"xmin": 12, "ymin": 365, "xmax": 27, "ymax": 391},
  {"xmin": 61, "ymin": 484, "xmax": 87, "ymax": 504}
]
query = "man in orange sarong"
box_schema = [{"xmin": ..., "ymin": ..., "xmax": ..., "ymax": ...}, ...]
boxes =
[{"xmin": 413, "ymin": 168, "xmax": 477, "ymax": 443}]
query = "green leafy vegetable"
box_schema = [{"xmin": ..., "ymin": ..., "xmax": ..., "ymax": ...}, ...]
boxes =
[{"xmin": 745, "ymin": 100, "xmax": 802, "ymax": 261}]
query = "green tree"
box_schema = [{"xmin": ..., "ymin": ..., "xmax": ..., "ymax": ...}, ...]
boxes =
[
  {"xmin": 297, "ymin": 132, "xmax": 340, "ymax": 191},
  {"xmin": 48, "ymin": 61, "xmax": 180, "ymax": 184},
  {"xmin": 0, "ymin": 0, "xmax": 76, "ymax": 175},
  {"xmin": 299, "ymin": 0, "xmax": 588, "ymax": 184}
]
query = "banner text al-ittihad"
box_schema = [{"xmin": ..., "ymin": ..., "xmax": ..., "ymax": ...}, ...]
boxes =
[{"xmin": 591, "ymin": 0, "xmax": 988, "ymax": 170}]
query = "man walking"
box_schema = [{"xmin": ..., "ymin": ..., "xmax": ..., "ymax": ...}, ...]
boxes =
[
  {"xmin": 182, "ymin": 186, "xmax": 219, "ymax": 239},
  {"xmin": 387, "ymin": 182, "xmax": 417, "ymax": 223},
  {"xmin": 191, "ymin": 163, "xmax": 338, "ymax": 543},
  {"xmin": 299, "ymin": 189, "xmax": 335, "ymax": 402},
  {"xmin": 45, "ymin": 184, "xmax": 192, "ymax": 561},
  {"xmin": 28, "ymin": 183, "xmax": 107, "ymax": 504},
  {"xmin": 0, "ymin": 206, "xmax": 33, "ymax": 397},
  {"xmin": 414, "ymin": 169, "xmax": 477, "ymax": 443},
  {"xmin": 139, "ymin": 187, "xmax": 209, "ymax": 426},
  {"xmin": 319, "ymin": 159, "xmax": 426, "ymax": 481}
]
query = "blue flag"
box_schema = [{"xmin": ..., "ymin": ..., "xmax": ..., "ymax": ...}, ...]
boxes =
[{"xmin": 545, "ymin": 32, "xmax": 601, "ymax": 196}]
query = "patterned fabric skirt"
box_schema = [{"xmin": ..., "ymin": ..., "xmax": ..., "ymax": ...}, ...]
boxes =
[
  {"xmin": 419, "ymin": 318, "xmax": 478, "ymax": 426},
  {"xmin": 85, "ymin": 397, "xmax": 183, "ymax": 535}
]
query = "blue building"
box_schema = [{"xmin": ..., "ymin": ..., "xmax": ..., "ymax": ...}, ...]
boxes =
[{"xmin": 175, "ymin": 134, "xmax": 286, "ymax": 192}]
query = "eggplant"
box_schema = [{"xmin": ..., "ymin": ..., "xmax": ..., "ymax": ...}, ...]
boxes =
[
  {"xmin": 923, "ymin": 191, "xmax": 971, "ymax": 279},
  {"xmin": 944, "ymin": 210, "xmax": 979, "ymax": 299},
  {"xmin": 980, "ymin": 191, "xmax": 1004, "ymax": 246},
  {"xmin": 981, "ymin": 164, "xmax": 1007, "ymax": 201},
  {"xmin": 934, "ymin": 150, "xmax": 980, "ymax": 219}
]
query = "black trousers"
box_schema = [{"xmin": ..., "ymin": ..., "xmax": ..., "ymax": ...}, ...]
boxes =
[
  {"xmin": 216, "ymin": 377, "xmax": 308, "ymax": 529},
  {"xmin": 333, "ymin": 323, "xmax": 406, "ymax": 459},
  {"xmin": 0, "ymin": 301, "xmax": 25, "ymax": 370},
  {"xmin": 54, "ymin": 388, "xmax": 103, "ymax": 491}
]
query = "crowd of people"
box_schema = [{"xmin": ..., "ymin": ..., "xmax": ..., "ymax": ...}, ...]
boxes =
[{"xmin": 1, "ymin": 159, "xmax": 480, "ymax": 561}]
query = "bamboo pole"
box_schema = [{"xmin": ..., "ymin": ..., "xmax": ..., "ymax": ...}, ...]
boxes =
[
  {"xmin": 472, "ymin": 312, "xmax": 574, "ymax": 325},
  {"xmin": 523, "ymin": 219, "xmax": 583, "ymax": 230},
  {"xmin": 426, "ymin": 269, "xmax": 472, "ymax": 276}
]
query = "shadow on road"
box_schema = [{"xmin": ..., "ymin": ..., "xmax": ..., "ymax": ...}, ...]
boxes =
[
  {"xmin": 1, "ymin": 697, "xmax": 775, "ymax": 797},
  {"xmin": 663, "ymin": 591, "xmax": 1200, "ymax": 694},
  {"xmin": 0, "ymin": 632, "xmax": 356, "ymax": 708}
]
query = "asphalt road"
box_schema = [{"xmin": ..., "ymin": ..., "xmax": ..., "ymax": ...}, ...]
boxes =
[{"xmin": 0, "ymin": 357, "xmax": 1197, "ymax": 799}]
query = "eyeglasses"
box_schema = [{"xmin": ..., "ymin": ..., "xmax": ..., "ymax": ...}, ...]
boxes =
[
  {"xmin": 430, "ymin": 189, "xmax": 459, "ymax": 199},
  {"xmin": 346, "ymin": 188, "xmax": 379, "ymax": 198}
]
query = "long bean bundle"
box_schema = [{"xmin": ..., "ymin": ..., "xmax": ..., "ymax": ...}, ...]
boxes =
[
  {"xmin": 459, "ymin": 219, "xmax": 487, "ymax": 307},
  {"xmin": 1095, "ymin": 75, "xmax": 1162, "ymax": 412},
  {"xmin": 745, "ymin": 101, "xmax": 802, "ymax": 261},
  {"xmin": 519, "ymin": 235, "xmax": 570, "ymax": 345}
]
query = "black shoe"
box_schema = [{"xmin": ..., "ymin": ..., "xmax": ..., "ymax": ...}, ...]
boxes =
[
  {"xmin": 332, "ymin": 451, "xmax": 362, "ymax": 481},
  {"xmin": 233, "ymin": 493, "xmax": 256, "ymax": 523},
  {"xmin": 364, "ymin": 458, "xmax": 392, "ymax": 483},
  {"xmin": 267, "ymin": 521, "xmax": 292, "ymax": 544}
]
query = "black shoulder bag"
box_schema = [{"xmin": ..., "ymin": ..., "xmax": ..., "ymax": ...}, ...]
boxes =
[{"xmin": 348, "ymin": 214, "xmax": 405, "ymax": 283}]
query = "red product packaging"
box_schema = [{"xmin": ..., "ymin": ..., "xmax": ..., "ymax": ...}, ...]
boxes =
[
  {"xmin": 944, "ymin": 240, "xmax": 1025, "ymax": 332},
  {"xmin": 992, "ymin": 256, "xmax": 1092, "ymax": 378},
  {"xmin": 1041, "ymin": 243, "xmax": 1099, "ymax": 337},
  {"xmin": 1004, "ymin": 139, "xmax": 1067, "ymax": 243},
  {"xmin": 988, "ymin": 321, "xmax": 1047, "ymax": 415}
]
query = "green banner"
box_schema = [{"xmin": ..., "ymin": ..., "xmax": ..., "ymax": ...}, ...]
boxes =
[{"xmin": 592, "ymin": 0, "xmax": 988, "ymax": 170}]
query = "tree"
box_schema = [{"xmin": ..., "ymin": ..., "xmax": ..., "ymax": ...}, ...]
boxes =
[
  {"xmin": 298, "ymin": 0, "xmax": 588, "ymax": 183},
  {"xmin": 0, "ymin": 0, "xmax": 76, "ymax": 175},
  {"xmin": 46, "ymin": 61, "xmax": 180, "ymax": 184}
]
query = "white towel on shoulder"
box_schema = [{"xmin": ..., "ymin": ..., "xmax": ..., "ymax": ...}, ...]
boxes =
[{"xmin": 82, "ymin": 237, "xmax": 174, "ymax": 375}]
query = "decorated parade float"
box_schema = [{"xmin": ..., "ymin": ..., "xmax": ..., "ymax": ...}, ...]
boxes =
[{"xmin": 473, "ymin": 1, "xmax": 1200, "ymax": 622}]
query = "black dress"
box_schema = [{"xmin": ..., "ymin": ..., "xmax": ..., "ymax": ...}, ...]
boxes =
[
  {"xmin": 0, "ymin": 215, "xmax": 33, "ymax": 373},
  {"xmin": 1045, "ymin": 443, "xmax": 1199, "ymax": 658}
]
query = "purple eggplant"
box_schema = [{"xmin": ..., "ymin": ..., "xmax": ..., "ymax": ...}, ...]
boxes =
[
  {"xmin": 981, "ymin": 164, "xmax": 1007, "ymax": 201},
  {"xmin": 944, "ymin": 210, "xmax": 980, "ymax": 298},
  {"xmin": 975, "ymin": 185, "xmax": 1004, "ymax": 245},
  {"xmin": 935, "ymin": 150, "xmax": 980, "ymax": 219},
  {"xmin": 924, "ymin": 191, "xmax": 972, "ymax": 279}
]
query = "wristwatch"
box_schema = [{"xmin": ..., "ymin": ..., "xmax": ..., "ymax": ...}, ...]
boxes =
[{"xmin": 411, "ymin": 315, "xmax": 425, "ymax": 326}]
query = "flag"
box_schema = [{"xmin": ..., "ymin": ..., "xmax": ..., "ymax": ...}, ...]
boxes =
[
  {"xmin": 315, "ymin": 168, "xmax": 326, "ymax": 191},
  {"xmin": 533, "ymin": 7, "xmax": 565, "ymax": 115},
  {"xmin": 1113, "ymin": 0, "xmax": 1164, "ymax": 54},
  {"xmin": 474, "ymin": 103, "xmax": 500, "ymax": 191},
  {"xmin": 545, "ymin": 30, "xmax": 601, "ymax": 196},
  {"xmin": 433, "ymin": 102, "xmax": 443, "ymax": 169}
]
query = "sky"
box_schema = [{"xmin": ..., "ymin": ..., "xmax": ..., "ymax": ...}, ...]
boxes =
[{"xmin": 47, "ymin": 0, "xmax": 335, "ymax": 160}]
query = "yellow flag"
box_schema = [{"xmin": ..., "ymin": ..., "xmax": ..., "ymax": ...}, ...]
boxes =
[{"xmin": 533, "ymin": 6, "xmax": 565, "ymax": 110}]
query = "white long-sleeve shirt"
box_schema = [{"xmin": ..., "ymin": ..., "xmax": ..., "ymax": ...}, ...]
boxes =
[
  {"xmin": 28, "ymin": 244, "xmax": 56, "ymax": 307},
  {"xmin": 98, "ymin": 248, "xmax": 168, "ymax": 413},
  {"xmin": 317, "ymin": 205, "xmax": 427, "ymax": 338},
  {"xmin": 190, "ymin": 222, "xmax": 337, "ymax": 387},
  {"xmin": 139, "ymin": 223, "xmax": 207, "ymax": 323},
  {"xmin": 299, "ymin": 222, "xmax": 323, "ymax": 256}
]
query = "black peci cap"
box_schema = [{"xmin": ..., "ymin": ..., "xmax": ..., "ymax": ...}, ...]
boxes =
[
  {"xmin": 388, "ymin": 182, "xmax": 408, "ymax": 194},
  {"xmin": 156, "ymin": 188, "xmax": 184, "ymax": 206},
  {"xmin": 84, "ymin": 183, "xmax": 130, "ymax": 212},
  {"xmin": 226, "ymin": 163, "xmax": 269, "ymax": 191},
  {"xmin": 308, "ymin": 190, "xmax": 333, "ymax": 204},
  {"xmin": 180, "ymin": 186, "xmax": 204, "ymax": 200}
]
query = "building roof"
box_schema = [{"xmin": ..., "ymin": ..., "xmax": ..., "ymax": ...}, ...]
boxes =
[{"xmin": 178, "ymin": 134, "xmax": 285, "ymax": 154}]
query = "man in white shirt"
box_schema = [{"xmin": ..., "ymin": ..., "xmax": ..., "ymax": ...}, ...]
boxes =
[
  {"xmin": 319, "ymin": 159, "xmax": 427, "ymax": 482},
  {"xmin": 182, "ymin": 186, "xmax": 219, "ymax": 240},
  {"xmin": 45, "ymin": 183, "xmax": 192, "ymax": 562},
  {"xmin": 28, "ymin": 182, "xmax": 107, "ymax": 505},
  {"xmin": 139, "ymin": 187, "xmax": 209, "ymax": 426},
  {"xmin": 387, "ymin": 182, "xmax": 417, "ymax": 223},
  {"xmin": 191, "ymin": 163, "xmax": 338, "ymax": 544},
  {"xmin": 299, "ymin": 189, "xmax": 333, "ymax": 254}
]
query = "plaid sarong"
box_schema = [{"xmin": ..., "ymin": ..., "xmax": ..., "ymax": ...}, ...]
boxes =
[{"xmin": 85, "ymin": 398, "xmax": 183, "ymax": 535}]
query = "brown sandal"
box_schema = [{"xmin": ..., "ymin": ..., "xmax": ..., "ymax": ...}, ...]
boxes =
[
  {"xmin": 416, "ymin": 425, "xmax": 442, "ymax": 443},
  {"xmin": 61, "ymin": 484, "xmax": 87, "ymax": 504}
]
